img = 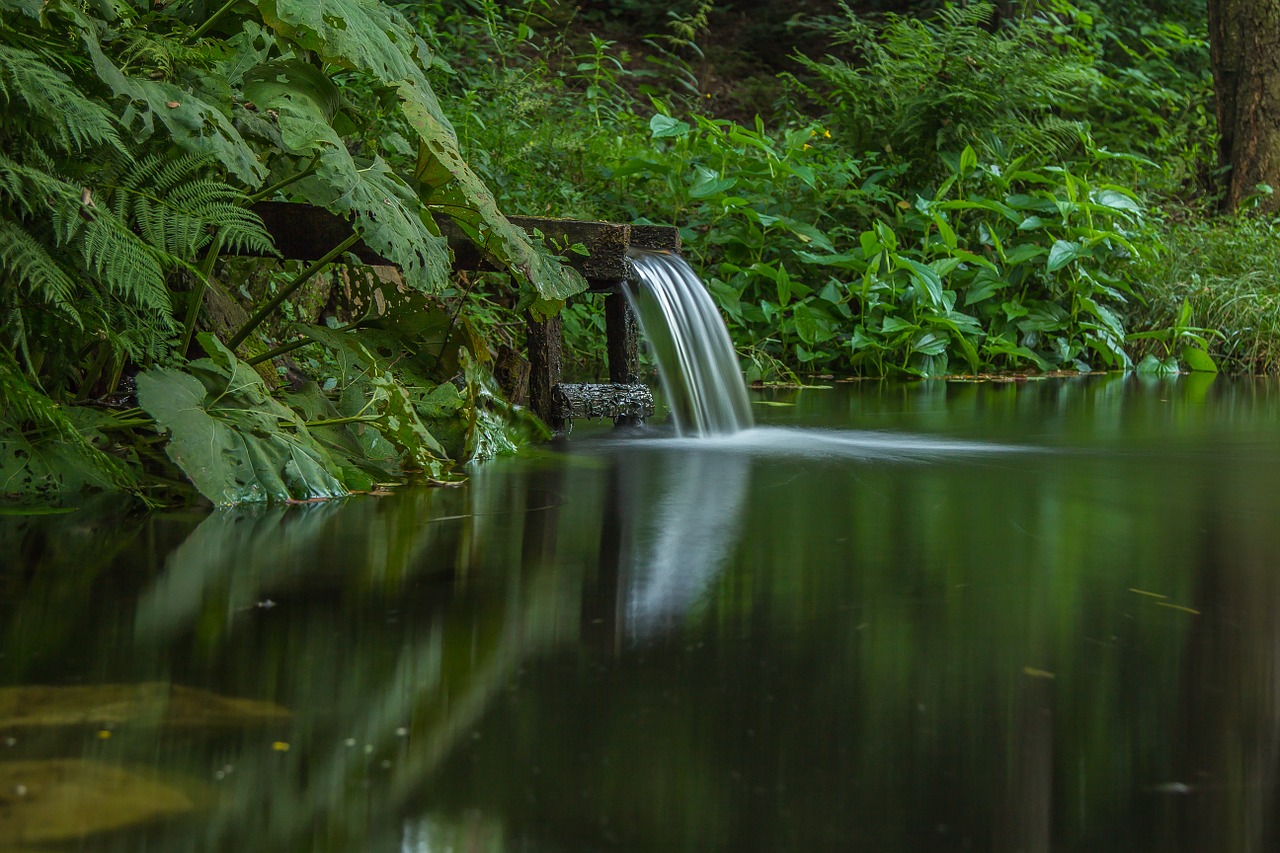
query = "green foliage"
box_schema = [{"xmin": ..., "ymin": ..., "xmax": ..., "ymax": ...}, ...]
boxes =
[
  {"xmin": 0, "ymin": 352, "xmax": 138, "ymax": 501},
  {"xmin": 1047, "ymin": 2, "xmax": 1215, "ymax": 199},
  {"xmin": 0, "ymin": 0, "xmax": 1260, "ymax": 504},
  {"xmin": 616, "ymin": 106, "xmax": 1152, "ymax": 377},
  {"xmin": 136, "ymin": 335, "xmax": 348, "ymax": 505},
  {"xmin": 795, "ymin": 2, "xmax": 1098, "ymax": 171},
  {"xmin": 1, "ymin": 0, "xmax": 582, "ymax": 504},
  {"xmin": 0, "ymin": 42, "xmax": 124, "ymax": 155},
  {"xmin": 1131, "ymin": 214, "xmax": 1280, "ymax": 374}
]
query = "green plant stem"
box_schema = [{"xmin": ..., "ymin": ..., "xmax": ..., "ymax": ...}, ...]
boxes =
[
  {"xmin": 249, "ymin": 153, "xmax": 323, "ymax": 204},
  {"xmin": 180, "ymin": 230, "xmax": 227, "ymax": 357},
  {"xmin": 244, "ymin": 337, "xmax": 313, "ymax": 366},
  {"xmin": 191, "ymin": 0, "xmax": 240, "ymax": 40},
  {"xmin": 245, "ymin": 315, "xmax": 369, "ymax": 366},
  {"xmin": 228, "ymin": 233, "xmax": 361, "ymax": 351},
  {"xmin": 305, "ymin": 415, "xmax": 381, "ymax": 428}
]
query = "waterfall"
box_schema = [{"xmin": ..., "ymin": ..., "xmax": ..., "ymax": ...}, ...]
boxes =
[{"xmin": 624, "ymin": 250, "xmax": 753, "ymax": 436}]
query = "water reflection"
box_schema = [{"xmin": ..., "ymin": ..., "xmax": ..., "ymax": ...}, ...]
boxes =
[
  {"xmin": 3, "ymin": 376, "xmax": 1280, "ymax": 850},
  {"xmin": 618, "ymin": 449, "xmax": 750, "ymax": 640}
]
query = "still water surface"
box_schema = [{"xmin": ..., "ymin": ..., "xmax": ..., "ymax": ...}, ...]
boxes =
[{"xmin": 3, "ymin": 375, "xmax": 1280, "ymax": 851}]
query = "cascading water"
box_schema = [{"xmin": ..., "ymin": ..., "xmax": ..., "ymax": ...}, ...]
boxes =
[{"xmin": 624, "ymin": 250, "xmax": 753, "ymax": 436}]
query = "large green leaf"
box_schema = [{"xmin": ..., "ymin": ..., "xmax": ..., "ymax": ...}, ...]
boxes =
[
  {"xmin": 136, "ymin": 336, "xmax": 347, "ymax": 505},
  {"xmin": 255, "ymin": 0, "xmax": 435, "ymax": 91},
  {"xmin": 299, "ymin": 324, "xmax": 455, "ymax": 478},
  {"xmin": 253, "ymin": 0, "xmax": 583, "ymax": 301},
  {"xmin": 400, "ymin": 89, "xmax": 586, "ymax": 302},
  {"xmin": 266, "ymin": 92, "xmax": 452, "ymax": 293},
  {"xmin": 78, "ymin": 25, "xmax": 266, "ymax": 187},
  {"xmin": 243, "ymin": 59, "xmax": 341, "ymax": 121}
]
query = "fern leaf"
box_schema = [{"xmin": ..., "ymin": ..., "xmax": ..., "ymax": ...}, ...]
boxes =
[
  {"xmin": 107, "ymin": 153, "xmax": 276, "ymax": 259},
  {"xmin": 0, "ymin": 220, "xmax": 82, "ymax": 325},
  {"xmin": 0, "ymin": 43, "xmax": 125, "ymax": 154},
  {"xmin": 76, "ymin": 210, "xmax": 171, "ymax": 314}
]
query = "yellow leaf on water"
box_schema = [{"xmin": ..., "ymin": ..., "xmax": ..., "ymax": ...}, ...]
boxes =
[
  {"xmin": 0, "ymin": 683, "xmax": 291, "ymax": 729},
  {"xmin": 0, "ymin": 760, "xmax": 198, "ymax": 844}
]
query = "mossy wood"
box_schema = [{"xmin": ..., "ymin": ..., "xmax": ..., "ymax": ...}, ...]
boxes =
[{"xmin": 552, "ymin": 384, "xmax": 654, "ymax": 423}]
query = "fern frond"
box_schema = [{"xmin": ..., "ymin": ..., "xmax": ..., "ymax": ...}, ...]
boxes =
[
  {"xmin": 108, "ymin": 153, "xmax": 277, "ymax": 258},
  {"xmin": 938, "ymin": 2, "xmax": 995, "ymax": 31},
  {"xmin": 0, "ymin": 43, "xmax": 125, "ymax": 154},
  {"xmin": 0, "ymin": 219, "xmax": 82, "ymax": 325},
  {"xmin": 0, "ymin": 349, "xmax": 139, "ymax": 496},
  {"xmin": 76, "ymin": 210, "xmax": 171, "ymax": 313}
]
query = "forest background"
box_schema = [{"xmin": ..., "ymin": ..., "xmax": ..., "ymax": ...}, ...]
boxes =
[{"xmin": 0, "ymin": 0, "xmax": 1274, "ymax": 507}]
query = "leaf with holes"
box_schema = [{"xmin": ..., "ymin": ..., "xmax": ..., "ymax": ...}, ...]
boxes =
[
  {"xmin": 136, "ymin": 336, "xmax": 347, "ymax": 505},
  {"xmin": 400, "ymin": 89, "xmax": 586, "ymax": 301}
]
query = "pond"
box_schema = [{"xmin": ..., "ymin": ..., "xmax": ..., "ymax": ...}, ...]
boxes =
[{"xmin": 2, "ymin": 374, "xmax": 1279, "ymax": 851}]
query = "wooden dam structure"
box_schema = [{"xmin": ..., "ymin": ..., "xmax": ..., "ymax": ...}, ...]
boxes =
[{"xmin": 250, "ymin": 202, "xmax": 681, "ymax": 431}]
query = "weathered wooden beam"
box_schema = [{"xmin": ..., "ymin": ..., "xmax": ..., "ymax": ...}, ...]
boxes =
[
  {"xmin": 251, "ymin": 202, "xmax": 680, "ymax": 284},
  {"xmin": 253, "ymin": 202, "xmax": 393, "ymax": 265},
  {"xmin": 605, "ymin": 292, "xmax": 639, "ymax": 385},
  {"xmin": 445, "ymin": 216, "xmax": 631, "ymax": 281},
  {"xmin": 629, "ymin": 223, "xmax": 682, "ymax": 253},
  {"xmin": 552, "ymin": 384, "xmax": 654, "ymax": 424}
]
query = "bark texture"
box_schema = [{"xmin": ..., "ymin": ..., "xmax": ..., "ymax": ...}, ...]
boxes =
[
  {"xmin": 526, "ymin": 312, "xmax": 564, "ymax": 432},
  {"xmin": 1209, "ymin": 0, "xmax": 1280, "ymax": 212},
  {"xmin": 552, "ymin": 384, "xmax": 654, "ymax": 423}
]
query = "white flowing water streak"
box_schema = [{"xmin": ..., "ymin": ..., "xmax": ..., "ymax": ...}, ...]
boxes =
[{"xmin": 625, "ymin": 250, "xmax": 753, "ymax": 435}]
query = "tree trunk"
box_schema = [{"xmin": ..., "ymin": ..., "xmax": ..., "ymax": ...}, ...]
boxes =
[{"xmin": 1209, "ymin": 0, "xmax": 1280, "ymax": 212}]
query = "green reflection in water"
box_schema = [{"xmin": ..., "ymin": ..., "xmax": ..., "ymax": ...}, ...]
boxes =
[{"xmin": 2, "ymin": 374, "xmax": 1279, "ymax": 851}]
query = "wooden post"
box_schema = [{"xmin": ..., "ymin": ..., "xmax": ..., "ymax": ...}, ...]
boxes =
[
  {"xmin": 526, "ymin": 311, "xmax": 565, "ymax": 432},
  {"xmin": 604, "ymin": 287, "xmax": 643, "ymax": 426}
]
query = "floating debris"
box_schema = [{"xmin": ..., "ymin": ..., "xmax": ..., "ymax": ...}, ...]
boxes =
[
  {"xmin": 0, "ymin": 760, "xmax": 196, "ymax": 844},
  {"xmin": 1022, "ymin": 667, "xmax": 1056, "ymax": 680},
  {"xmin": 0, "ymin": 683, "xmax": 292, "ymax": 729}
]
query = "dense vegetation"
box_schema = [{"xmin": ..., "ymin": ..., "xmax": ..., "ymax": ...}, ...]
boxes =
[{"xmin": 1, "ymin": 0, "xmax": 1274, "ymax": 506}]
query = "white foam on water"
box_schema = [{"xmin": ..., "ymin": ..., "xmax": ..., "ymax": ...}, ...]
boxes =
[{"xmin": 592, "ymin": 425, "xmax": 1035, "ymax": 462}]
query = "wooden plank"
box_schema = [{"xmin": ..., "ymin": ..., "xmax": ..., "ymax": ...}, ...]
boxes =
[
  {"xmin": 629, "ymin": 223, "xmax": 682, "ymax": 253},
  {"xmin": 605, "ymin": 291, "xmax": 642, "ymax": 426},
  {"xmin": 252, "ymin": 202, "xmax": 680, "ymax": 279},
  {"xmin": 252, "ymin": 202, "xmax": 393, "ymax": 266},
  {"xmin": 251, "ymin": 202, "xmax": 638, "ymax": 280},
  {"xmin": 446, "ymin": 215, "xmax": 631, "ymax": 281}
]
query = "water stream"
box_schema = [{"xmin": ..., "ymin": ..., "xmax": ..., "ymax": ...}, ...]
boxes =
[{"xmin": 625, "ymin": 249, "xmax": 753, "ymax": 435}]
